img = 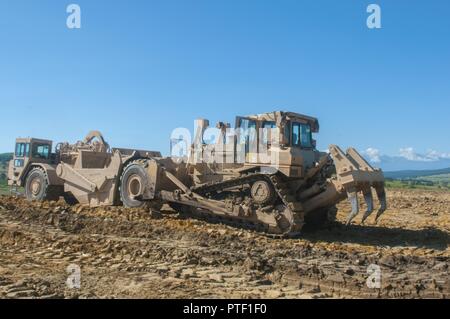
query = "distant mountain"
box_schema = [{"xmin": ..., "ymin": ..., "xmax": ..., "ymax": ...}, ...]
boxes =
[
  {"xmin": 384, "ymin": 167, "xmax": 450, "ymax": 180},
  {"xmin": 369, "ymin": 155, "xmax": 450, "ymax": 172}
]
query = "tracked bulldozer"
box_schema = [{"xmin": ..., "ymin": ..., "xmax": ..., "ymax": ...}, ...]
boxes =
[{"xmin": 7, "ymin": 111, "xmax": 387, "ymax": 237}]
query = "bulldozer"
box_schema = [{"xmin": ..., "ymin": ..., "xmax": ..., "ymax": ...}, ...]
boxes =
[{"xmin": 7, "ymin": 111, "xmax": 387, "ymax": 237}]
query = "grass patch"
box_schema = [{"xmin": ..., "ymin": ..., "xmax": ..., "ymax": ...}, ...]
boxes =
[
  {"xmin": 0, "ymin": 159, "xmax": 11, "ymax": 195},
  {"xmin": 385, "ymin": 179, "xmax": 450, "ymax": 191},
  {"xmin": 0, "ymin": 184, "xmax": 10, "ymax": 195},
  {"xmin": 384, "ymin": 168, "xmax": 450, "ymax": 191},
  {"xmin": 0, "ymin": 167, "xmax": 10, "ymax": 195},
  {"xmin": 0, "ymin": 164, "xmax": 7, "ymax": 195},
  {"xmin": 420, "ymin": 174, "xmax": 450, "ymax": 183}
]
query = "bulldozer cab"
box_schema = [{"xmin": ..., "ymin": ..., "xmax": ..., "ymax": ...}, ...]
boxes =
[
  {"xmin": 233, "ymin": 112, "xmax": 321, "ymax": 174},
  {"xmin": 236, "ymin": 112, "xmax": 318, "ymax": 150},
  {"xmin": 8, "ymin": 137, "xmax": 53, "ymax": 186},
  {"xmin": 189, "ymin": 111, "xmax": 322, "ymax": 178}
]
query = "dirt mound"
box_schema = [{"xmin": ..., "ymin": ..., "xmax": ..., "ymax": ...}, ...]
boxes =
[{"xmin": 0, "ymin": 190, "xmax": 448, "ymax": 299}]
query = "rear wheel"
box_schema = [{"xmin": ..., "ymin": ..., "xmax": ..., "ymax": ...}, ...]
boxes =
[
  {"xmin": 25, "ymin": 168, "xmax": 61, "ymax": 202},
  {"xmin": 120, "ymin": 162, "xmax": 149, "ymax": 208}
]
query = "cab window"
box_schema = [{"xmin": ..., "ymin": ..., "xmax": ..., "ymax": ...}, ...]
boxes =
[
  {"xmin": 238, "ymin": 118, "xmax": 257, "ymax": 153},
  {"xmin": 14, "ymin": 159, "xmax": 24, "ymax": 167},
  {"xmin": 262, "ymin": 121, "xmax": 276, "ymax": 144},
  {"xmin": 32, "ymin": 144, "xmax": 50, "ymax": 159},
  {"xmin": 15, "ymin": 143, "xmax": 30, "ymax": 157},
  {"xmin": 292, "ymin": 123, "xmax": 312, "ymax": 148}
]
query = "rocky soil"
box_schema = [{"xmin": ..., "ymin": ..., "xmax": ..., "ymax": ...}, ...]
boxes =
[{"xmin": 0, "ymin": 188, "xmax": 448, "ymax": 299}]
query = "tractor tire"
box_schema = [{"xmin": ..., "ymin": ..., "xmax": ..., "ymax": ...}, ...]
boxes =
[
  {"xmin": 120, "ymin": 162, "xmax": 149, "ymax": 208},
  {"xmin": 303, "ymin": 205, "xmax": 337, "ymax": 232},
  {"xmin": 24, "ymin": 167, "xmax": 61, "ymax": 202}
]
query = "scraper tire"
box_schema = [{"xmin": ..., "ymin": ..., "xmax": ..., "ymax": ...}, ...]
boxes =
[
  {"xmin": 24, "ymin": 167, "xmax": 61, "ymax": 202},
  {"xmin": 120, "ymin": 162, "xmax": 149, "ymax": 208}
]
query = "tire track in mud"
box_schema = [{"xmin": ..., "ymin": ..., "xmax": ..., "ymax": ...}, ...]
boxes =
[{"xmin": 0, "ymin": 195, "xmax": 448, "ymax": 299}]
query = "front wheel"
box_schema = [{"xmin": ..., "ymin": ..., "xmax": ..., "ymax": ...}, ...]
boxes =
[{"xmin": 25, "ymin": 168, "xmax": 61, "ymax": 202}]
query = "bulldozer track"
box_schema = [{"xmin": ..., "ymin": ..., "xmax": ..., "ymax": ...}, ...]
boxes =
[
  {"xmin": 190, "ymin": 172, "xmax": 305, "ymax": 237},
  {"xmin": 122, "ymin": 161, "xmax": 287, "ymax": 237}
]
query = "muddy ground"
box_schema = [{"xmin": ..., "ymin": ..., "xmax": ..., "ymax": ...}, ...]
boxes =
[{"xmin": 0, "ymin": 188, "xmax": 448, "ymax": 299}]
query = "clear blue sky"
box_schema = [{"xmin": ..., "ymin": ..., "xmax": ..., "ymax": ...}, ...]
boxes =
[{"xmin": 0, "ymin": 0, "xmax": 449, "ymax": 158}]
